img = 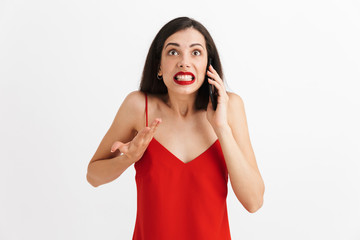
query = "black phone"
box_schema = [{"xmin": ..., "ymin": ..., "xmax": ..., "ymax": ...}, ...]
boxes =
[{"xmin": 207, "ymin": 58, "xmax": 218, "ymax": 110}]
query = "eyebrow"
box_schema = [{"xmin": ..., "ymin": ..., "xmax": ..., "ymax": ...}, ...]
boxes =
[{"xmin": 164, "ymin": 42, "xmax": 205, "ymax": 49}]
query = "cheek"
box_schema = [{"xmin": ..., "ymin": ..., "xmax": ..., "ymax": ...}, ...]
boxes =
[
  {"xmin": 199, "ymin": 64, "xmax": 207, "ymax": 76},
  {"xmin": 196, "ymin": 59, "xmax": 208, "ymax": 73},
  {"xmin": 161, "ymin": 57, "xmax": 173, "ymax": 70}
]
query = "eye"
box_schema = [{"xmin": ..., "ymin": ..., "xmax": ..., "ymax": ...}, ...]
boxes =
[
  {"xmin": 192, "ymin": 50, "xmax": 201, "ymax": 56},
  {"xmin": 168, "ymin": 49, "xmax": 179, "ymax": 56}
]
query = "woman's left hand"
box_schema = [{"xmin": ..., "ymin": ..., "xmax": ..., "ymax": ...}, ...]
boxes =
[{"xmin": 206, "ymin": 64, "xmax": 230, "ymax": 132}]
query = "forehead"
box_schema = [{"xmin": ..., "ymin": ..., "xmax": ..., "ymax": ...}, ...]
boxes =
[{"xmin": 164, "ymin": 28, "xmax": 206, "ymax": 47}]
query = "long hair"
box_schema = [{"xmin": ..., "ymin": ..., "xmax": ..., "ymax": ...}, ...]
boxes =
[{"xmin": 139, "ymin": 17, "xmax": 224, "ymax": 110}]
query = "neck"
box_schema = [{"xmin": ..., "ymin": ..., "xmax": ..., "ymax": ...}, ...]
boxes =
[{"xmin": 163, "ymin": 91, "xmax": 198, "ymax": 118}]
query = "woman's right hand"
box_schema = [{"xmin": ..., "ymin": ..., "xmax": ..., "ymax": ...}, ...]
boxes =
[{"xmin": 110, "ymin": 118, "xmax": 162, "ymax": 163}]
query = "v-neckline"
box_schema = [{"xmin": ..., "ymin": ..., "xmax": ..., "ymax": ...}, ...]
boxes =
[{"xmin": 151, "ymin": 137, "xmax": 219, "ymax": 165}]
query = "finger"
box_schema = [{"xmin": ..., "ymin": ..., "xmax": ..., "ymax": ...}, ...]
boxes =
[
  {"xmin": 146, "ymin": 118, "xmax": 162, "ymax": 139},
  {"xmin": 207, "ymin": 73, "xmax": 225, "ymax": 92},
  {"xmin": 110, "ymin": 141, "xmax": 122, "ymax": 152},
  {"xmin": 144, "ymin": 118, "xmax": 161, "ymax": 132},
  {"xmin": 133, "ymin": 118, "xmax": 161, "ymax": 146},
  {"xmin": 118, "ymin": 142, "xmax": 130, "ymax": 153},
  {"xmin": 208, "ymin": 79, "xmax": 224, "ymax": 95},
  {"xmin": 132, "ymin": 129, "xmax": 147, "ymax": 147},
  {"xmin": 207, "ymin": 70, "xmax": 223, "ymax": 85},
  {"xmin": 135, "ymin": 123, "xmax": 152, "ymax": 139},
  {"xmin": 208, "ymin": 64, "xmax": 219, "ymax": 75},
  {"xmin": 150, "ymin": 118, "xmax": 162, "ymax": 131}
]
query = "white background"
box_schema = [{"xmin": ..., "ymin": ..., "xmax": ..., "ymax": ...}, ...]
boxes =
[{"xmin": 1, "ymin": 0, "xmax": 359, "ymax": 239}]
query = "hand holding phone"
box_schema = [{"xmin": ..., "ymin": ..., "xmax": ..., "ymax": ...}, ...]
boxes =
[{"xmin": 207, "ymin": 58, "xmax": 218, "ymax": 110}]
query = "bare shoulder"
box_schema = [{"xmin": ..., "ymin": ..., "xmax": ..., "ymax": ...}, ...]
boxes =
[
  {"xmin": 88, "ymin": 90, "xmax": 146, "ymax": 163},
  {"xmin": 125, "ymin": 91, "xmax": 165, "ymax": 129},
  {"xmin": 227, "ymin": 91, "xmax": 244, "ymax": 104},
  {"xmin": 120, "ymin": 90, "xmax": 147, "ymax": 132},
  {"xmin": 227, "ymin": 91, "xmax": 245, "ymax": 124},
  {"xmin": 122, "ymin": 90, "xmax": 146, "ymax": 116}
]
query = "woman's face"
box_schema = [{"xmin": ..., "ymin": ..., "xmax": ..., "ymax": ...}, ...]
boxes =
[{"xmin": 159, "ymin": 28, "xmax": 208, "ymax": 96}]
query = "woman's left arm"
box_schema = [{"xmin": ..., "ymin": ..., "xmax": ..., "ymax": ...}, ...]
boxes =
[{"xmin": 206, "ymin": 66, "xmax": 265, "ymax": 213}]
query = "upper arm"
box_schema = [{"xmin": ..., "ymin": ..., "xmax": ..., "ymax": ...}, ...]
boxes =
[
  {"xmin": 227, "ymin": 92, "xmax": 260, "ymax": 172},
  {"xmin": 88, "ymin": 91, "xmax": 145, "ymax": 165}
]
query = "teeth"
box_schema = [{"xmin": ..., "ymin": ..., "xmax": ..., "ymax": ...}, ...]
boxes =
[{"xmin": 176, "ymin": 75, "xmax": 194, "ymax": 81}]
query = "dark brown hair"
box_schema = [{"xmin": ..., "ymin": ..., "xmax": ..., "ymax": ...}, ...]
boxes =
[{"xmin": 139, "ymin": 16, "xmax": 224, "ymax": 110}]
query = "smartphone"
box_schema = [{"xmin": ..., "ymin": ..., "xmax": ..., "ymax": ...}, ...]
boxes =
[{"xmin": 207, "ymin": 58, "xmax": 218, "ymax": 110}]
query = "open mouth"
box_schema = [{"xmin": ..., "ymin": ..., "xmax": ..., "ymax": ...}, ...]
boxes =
[{"xmin": 173, "ymin": 72, "xmax": 195, "ymax": 85}]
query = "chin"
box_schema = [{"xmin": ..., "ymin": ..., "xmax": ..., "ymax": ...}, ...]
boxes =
[{"xmin": 170, "ymin": 88, "xmax": 199, "ymax": 96}]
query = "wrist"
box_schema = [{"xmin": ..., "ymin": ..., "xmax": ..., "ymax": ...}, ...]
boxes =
[
  {"xmin": 214, "ymin": 124, "xmax": 232, "ymax": 138},
  {"xmin": 123, "ymin": 154, "xmax": 137, "ymax": 164},
  {"xmin": 116, "ymin": 153, "xmax": 136, "ymax": 165}
]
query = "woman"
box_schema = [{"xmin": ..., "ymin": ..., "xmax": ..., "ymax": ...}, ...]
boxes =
[{"xmin": 87, "ymin": 17, "xmax": 265, "ymax": 239}]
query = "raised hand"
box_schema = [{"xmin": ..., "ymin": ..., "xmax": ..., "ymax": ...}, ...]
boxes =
[
  {"xmin": 110, "ymin": 118, "xmax": 162, "ymax": 163},
  {"xmin": 206, "ymin": 64, "xmax": 229, "ymax": 130}
]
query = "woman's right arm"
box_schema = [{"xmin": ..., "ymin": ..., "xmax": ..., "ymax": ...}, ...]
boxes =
[
  {"xmin": 86, "ymin": 91, "xmax": 160, "ymax": 187},
  {"xmin": 87, "ymin": 154, "xmax": 135, "ymax": 188}
]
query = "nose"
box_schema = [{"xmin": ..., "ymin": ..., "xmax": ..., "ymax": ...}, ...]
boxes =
[{"xmin": 177, "ymin": 54, "xmax": 191, "ymax": 68}]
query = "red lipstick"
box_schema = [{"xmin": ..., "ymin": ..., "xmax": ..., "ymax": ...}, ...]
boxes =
[{"xmin": 173, "ymin": 72, "xmax": 195, "ymax": 85}]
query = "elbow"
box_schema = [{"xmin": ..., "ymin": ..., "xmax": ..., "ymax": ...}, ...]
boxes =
[
  {"xmin": 87, "ymin": 163, "xmax": 102, "ymax": 188},
  {"xmin": 247, "ymin": 200, "xmax": 263, "ymax": 213},
  {"xmin": 86, "ymin": 173, "xmax": 100, "ymax": 188},
  {"xmin": 247, "ymin": 181, "xmax": 265, "ymax": 213},
  {"xmin": 246, "ymin": 197, "xmax": 264, "ymax": 213}
]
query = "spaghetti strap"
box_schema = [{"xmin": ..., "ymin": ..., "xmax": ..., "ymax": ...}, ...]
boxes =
[{"xmin": 145, "ymin": 92, "xmax": 148, "ymax": 127}]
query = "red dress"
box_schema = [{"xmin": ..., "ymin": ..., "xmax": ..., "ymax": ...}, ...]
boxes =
[{"xmin": 132, "ymin": 93, "xmax": 231, "ymax": 240}]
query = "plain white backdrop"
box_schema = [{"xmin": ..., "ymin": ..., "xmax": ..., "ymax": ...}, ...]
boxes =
[{"xmin": 1, "ymin": 0, "xmax": 359, "ymax": 239}]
